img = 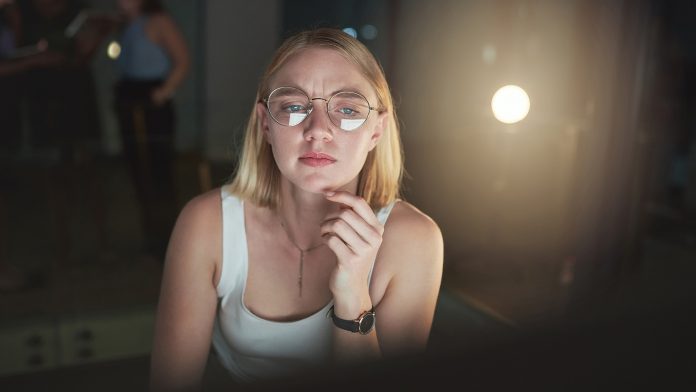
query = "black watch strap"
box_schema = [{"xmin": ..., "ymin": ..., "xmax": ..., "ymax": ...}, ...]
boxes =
[{"xmin": 328, "ymin": 306, "xmax": 375, "ymax": 334}]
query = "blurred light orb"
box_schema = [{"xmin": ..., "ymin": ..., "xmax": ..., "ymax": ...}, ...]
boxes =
[
  {"xmin": 342, "ymin": 27, "xmax": 358, "ymax": 38},
  {"xmin": 482, "ymin": 44, "xmax": 497, "ymax": 64},
  {"xmin": 361, "ymin": 24, "xmax": 378, "ymax": 40},
  {"xmin": 491, "ymin": 85, "xmax": 530, "ymax": 124},
  {"xmin": 107, "ymin": 41, "xmax": 121, "ymax": 59}
]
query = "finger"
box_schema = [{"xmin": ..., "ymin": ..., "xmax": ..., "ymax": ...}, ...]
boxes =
[
  {"xmin": 323, "ymin": 208, "xmax": 383, "ymax": 246},
  {"xmin": 322, "ymin": 233, "xmax": 353, "ymax": 260},
  {"xmin": 325, "ymin": 191, "xmax": 380, "ymax": 228},
  {"xmin": 320, "ymin": 218, "xmax": 369, "ymax": 253}
]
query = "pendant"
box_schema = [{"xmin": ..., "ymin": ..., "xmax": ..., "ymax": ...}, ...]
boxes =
[{"xmin": 299, "ymin": 250, "xmax": 304, "ymax": 298}]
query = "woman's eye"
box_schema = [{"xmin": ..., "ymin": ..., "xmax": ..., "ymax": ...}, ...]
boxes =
[
  {"xmin": 339, "ymin": 107, "xmax": 357, "ymax": 116},
  {"xmin": 285, "ymin": 104, "xmax": 305, "ymax": 113}
]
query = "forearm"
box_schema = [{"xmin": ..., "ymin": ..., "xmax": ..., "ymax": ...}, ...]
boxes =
[
  {"xmin": 150, "ymin": 353, "xmax": 208, "ymax": 391},
  {"xmin": 149, "ymin": 330, "xmax": 210, "ymax": 391},
  {"xmin": 159, "ymin": 61, "xmax": 188, "ymax": 98},
  {"xmin": 332, "ymin": 324, "xmax": 381, "ymax": 363}
]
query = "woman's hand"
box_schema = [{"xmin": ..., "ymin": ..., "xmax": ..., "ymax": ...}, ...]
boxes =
[
  {"xmin": 151, "ymin": 87, "xmax": 172, "ymax": 106},
  {"xmin": 321, "ymin": 191, "xmax": 384, "ymax": 318}
]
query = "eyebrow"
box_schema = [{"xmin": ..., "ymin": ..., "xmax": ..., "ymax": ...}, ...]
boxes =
[{"xmin": 277, "ymin": 85, "xmax": 370, "ymax": 99}]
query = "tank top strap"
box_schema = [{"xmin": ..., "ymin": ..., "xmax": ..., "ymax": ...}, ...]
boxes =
[
  {"xmin": 375, "ymin": 199, "xmax": 399, "ymax": 226},
  {"xmin": 217, "ymin": 186, "xmax": 248, "ymax": 298},
  {"xmin": 367, "ymin": 199, "xmax": 400, "ymax": 285}
]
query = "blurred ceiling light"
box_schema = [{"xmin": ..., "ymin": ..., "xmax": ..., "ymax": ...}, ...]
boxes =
[
  {"xmin": 491, "ymin": 85, "xmax": 530, "ymax": 124},
  {"xmin": 342, "ymin": 27, "xmax": 357, "ymax": 38},
  {"xmin": 107, "ymin": 41, "xmax": 121, "ymax": 59},
  {"xmin": 482, "ymin": 44, "xmax": 497, "ymax": 65},
  {"xmin": 361, "ymin": 24, "xmax": 378, "ymax": 40}
]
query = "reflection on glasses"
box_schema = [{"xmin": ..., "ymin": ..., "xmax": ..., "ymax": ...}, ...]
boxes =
[{"xmin": 264, "ymin": 86, "xmax": 378, "ymax": 131}]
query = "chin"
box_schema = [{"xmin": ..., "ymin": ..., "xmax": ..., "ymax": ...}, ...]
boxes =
[
  {"xmin": 300, "ymin": 182, "xmax": 338, "ymax": 195},
  {"xmin": 297, "ymin": 176, "xmax": 350, "ymax": 195}
]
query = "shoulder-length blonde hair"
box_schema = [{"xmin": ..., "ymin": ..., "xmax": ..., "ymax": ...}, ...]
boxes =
[{"xmin": 228, "ymin": 28, "xmax": 403, "ymax": 210}]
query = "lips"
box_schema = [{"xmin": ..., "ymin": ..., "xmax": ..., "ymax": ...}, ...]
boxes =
[{"xmin": 299, "ymin": 151, "xmax": 336, "ymax": 167}]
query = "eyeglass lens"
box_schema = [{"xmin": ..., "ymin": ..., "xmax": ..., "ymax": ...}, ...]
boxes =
[{"xmin": 267, "ymin": 87, "xmax": 371, "ymax": 131}]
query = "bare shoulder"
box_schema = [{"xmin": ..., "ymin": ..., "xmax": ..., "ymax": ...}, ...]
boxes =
[
  {"xmin": 378, "ymin": 200, "xmax": 443, "ymax": 275},
  {"xmin": 146, "ymin": 12, "xmax": 180, "ymax": 41},
  {"xmin": 372, "ymin": 200, "xmax": 443, "ymax": 311},
  {"xmin": 148, "ymin": 12, "xmax": 176, "ymax": 29},
  {"xmin": 169, "ymin": 188, "xmax": 221, "ymax": 261},
  {"xmin": 177, "ymin": 188, "xmax": 221, "ymax": 229},
  {"xmin": 383, "ymin": 200, "xmax": 442, "ymax": 246}
]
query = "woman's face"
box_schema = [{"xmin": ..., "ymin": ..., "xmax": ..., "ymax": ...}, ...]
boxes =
[{"xmin": 258, "ymin": 47, "xmax": 386, "ymax": 195}]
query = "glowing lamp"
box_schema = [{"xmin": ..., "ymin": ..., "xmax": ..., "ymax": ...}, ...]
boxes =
[{"xmin": 491, "ymin": 85, "xmax": 530, "ymax": 124}]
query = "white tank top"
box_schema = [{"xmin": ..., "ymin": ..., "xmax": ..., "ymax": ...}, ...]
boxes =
[{"xmin": 211, "ymin": 186, "xmax": 397, "ymax": 382}]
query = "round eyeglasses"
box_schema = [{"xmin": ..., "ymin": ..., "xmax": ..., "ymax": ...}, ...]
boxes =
[{"xmin": 263, "ymin": 86, "xmax": 378, "ymax": 131}]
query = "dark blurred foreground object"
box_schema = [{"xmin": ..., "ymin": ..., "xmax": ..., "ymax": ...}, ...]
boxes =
[
  {"xmin": 0, "ymin": 291, "xmax": 692, "ymax": 390},
  {"xmin": 245, "ymin": 301, "xmax": 695, "ymax": 391}
]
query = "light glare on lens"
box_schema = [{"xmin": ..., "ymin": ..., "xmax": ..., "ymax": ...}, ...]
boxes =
[
  {"xmin": 340, "ymin": 119, "xmax": 364, "ymax": 131},
  {"xmin": 491, "ymin": 85, "xmax": 530, "ymax": 124},
  {"xmin": 289, "ymin": 113, "xmax": 306, "ymax": 126}
]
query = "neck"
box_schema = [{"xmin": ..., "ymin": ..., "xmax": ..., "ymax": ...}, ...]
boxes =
[{"xmin": 276, "ymin": 177, "xmax": 358, "ymax": 249}]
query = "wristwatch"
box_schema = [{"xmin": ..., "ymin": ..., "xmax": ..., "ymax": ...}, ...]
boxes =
[{"xmin": 328, "ymin": 306, "xmax": 376, "ymax": 335}]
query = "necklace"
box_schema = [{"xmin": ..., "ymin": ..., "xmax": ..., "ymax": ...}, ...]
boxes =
[{"xmin": 278, "ymin": 219, "xmax": 325, "ymax": 298}]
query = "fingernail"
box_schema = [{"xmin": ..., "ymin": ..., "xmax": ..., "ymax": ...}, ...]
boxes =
[{"xmin": 325, "ymin": 191, "xmax": 335, "ymax": 197}]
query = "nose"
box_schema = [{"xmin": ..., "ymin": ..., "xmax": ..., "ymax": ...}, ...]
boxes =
[{"xmin": 303, "ymin": 98, "xmax": 333, "ymax": 142}]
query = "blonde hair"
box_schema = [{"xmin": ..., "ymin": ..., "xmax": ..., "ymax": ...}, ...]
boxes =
[{"xmin": 228, "ymin": 28, "xmax": 403, "ymax": 210}]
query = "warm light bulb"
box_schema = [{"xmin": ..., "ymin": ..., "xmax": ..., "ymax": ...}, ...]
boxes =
[
  {"xmin": 107, "ymin": 41, "xmax": 121, "ymax": 59},
  {"xmin": 491, "ymin": 85, "xmax": 530, "ymax": 124}
]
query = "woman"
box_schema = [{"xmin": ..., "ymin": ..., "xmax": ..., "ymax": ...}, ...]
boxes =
[
  {"xmin": 150, "ymin": 28, "xmax": 443, "ymax": 390},
  {"xmin": 114, "ymin": 0, "xmax": 189, "ymax": 262}
]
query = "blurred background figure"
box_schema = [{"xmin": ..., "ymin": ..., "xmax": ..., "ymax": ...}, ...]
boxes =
[
  {"xmin": 0, "ymin": 0, "xmax": 25, "ymax": 291},
  {"xmin": 113, "ymin": 0, "xmax": 190, "ymax": 263},
  {"xmin": 0, "ymin": 0, "xmax": 23, "ymax": 152},
  {"xmin": 0, "ymin": 0, "xmax": 107, "ymax": 289},
  {"xmin": 13, "ymin": 0, "xmax": 112, "ymax": 269},
  {"xmin": 19, "ymin": 0, "xmax": 106, "ymax": 150}
]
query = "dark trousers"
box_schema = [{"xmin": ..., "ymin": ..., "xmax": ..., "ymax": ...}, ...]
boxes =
[{"xmin": 115, "ymin": 79, "xmax": 178, "ymax": 260}]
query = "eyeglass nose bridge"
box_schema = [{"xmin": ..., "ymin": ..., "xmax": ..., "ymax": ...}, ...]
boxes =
[{"xmin": 303, "ymin": 97, "xmax": 330, "ymax": 122}]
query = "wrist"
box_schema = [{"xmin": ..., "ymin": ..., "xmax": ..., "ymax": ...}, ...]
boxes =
[
  {"xmin": 329, "ymin": 300, "xmax": 376, "ymax": 336},
  {"xmin": 332, "ymin": 290, "xmax": 372, "ymax": 319}
]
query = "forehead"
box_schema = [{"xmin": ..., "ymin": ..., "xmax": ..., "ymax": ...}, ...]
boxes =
[{"xmin": 270, "ymin": 47, "xmax": 375, "ymax": 99}]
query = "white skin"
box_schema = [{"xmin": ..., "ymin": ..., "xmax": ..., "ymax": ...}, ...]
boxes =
[
  {"xmin": 259, "ymin": 47, "xmax": 387, "ymax": 317},
  {"xmin": 149, "ymin": 46, "xmax": 443, "ymax": 391}
]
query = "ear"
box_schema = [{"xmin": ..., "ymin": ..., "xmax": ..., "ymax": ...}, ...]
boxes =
[
  {"xmin": 257, "ymin": 102, "xmax": 270, "ymax": 142},
  {"xmin": 368, "ymin": 111, "xmax": 387, "ymax": 151}
]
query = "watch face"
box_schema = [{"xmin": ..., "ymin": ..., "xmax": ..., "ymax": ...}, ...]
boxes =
[{"xmin": 358, "ymin": 313, "xmax": 375, "ymax": 334}]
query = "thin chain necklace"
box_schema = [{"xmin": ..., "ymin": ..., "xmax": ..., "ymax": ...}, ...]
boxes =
[{"xmin": 278, "ymin": 219, "xmax": 325, "ymax": 298}]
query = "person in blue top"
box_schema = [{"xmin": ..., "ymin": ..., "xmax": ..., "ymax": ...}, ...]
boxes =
[{"xmin": 113, "ymin": 0, "xmax": 189, "ymax": 262}]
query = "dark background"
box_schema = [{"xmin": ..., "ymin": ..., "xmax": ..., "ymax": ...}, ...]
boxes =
[{"xmin": 1, "ymin": 0, "xmax": 695, "ymax": 390}]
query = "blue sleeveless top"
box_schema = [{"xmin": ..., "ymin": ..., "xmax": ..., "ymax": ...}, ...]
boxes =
[{"xmin": 117, "ymin": 16, "xmax": 171, "ymax": 80}]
